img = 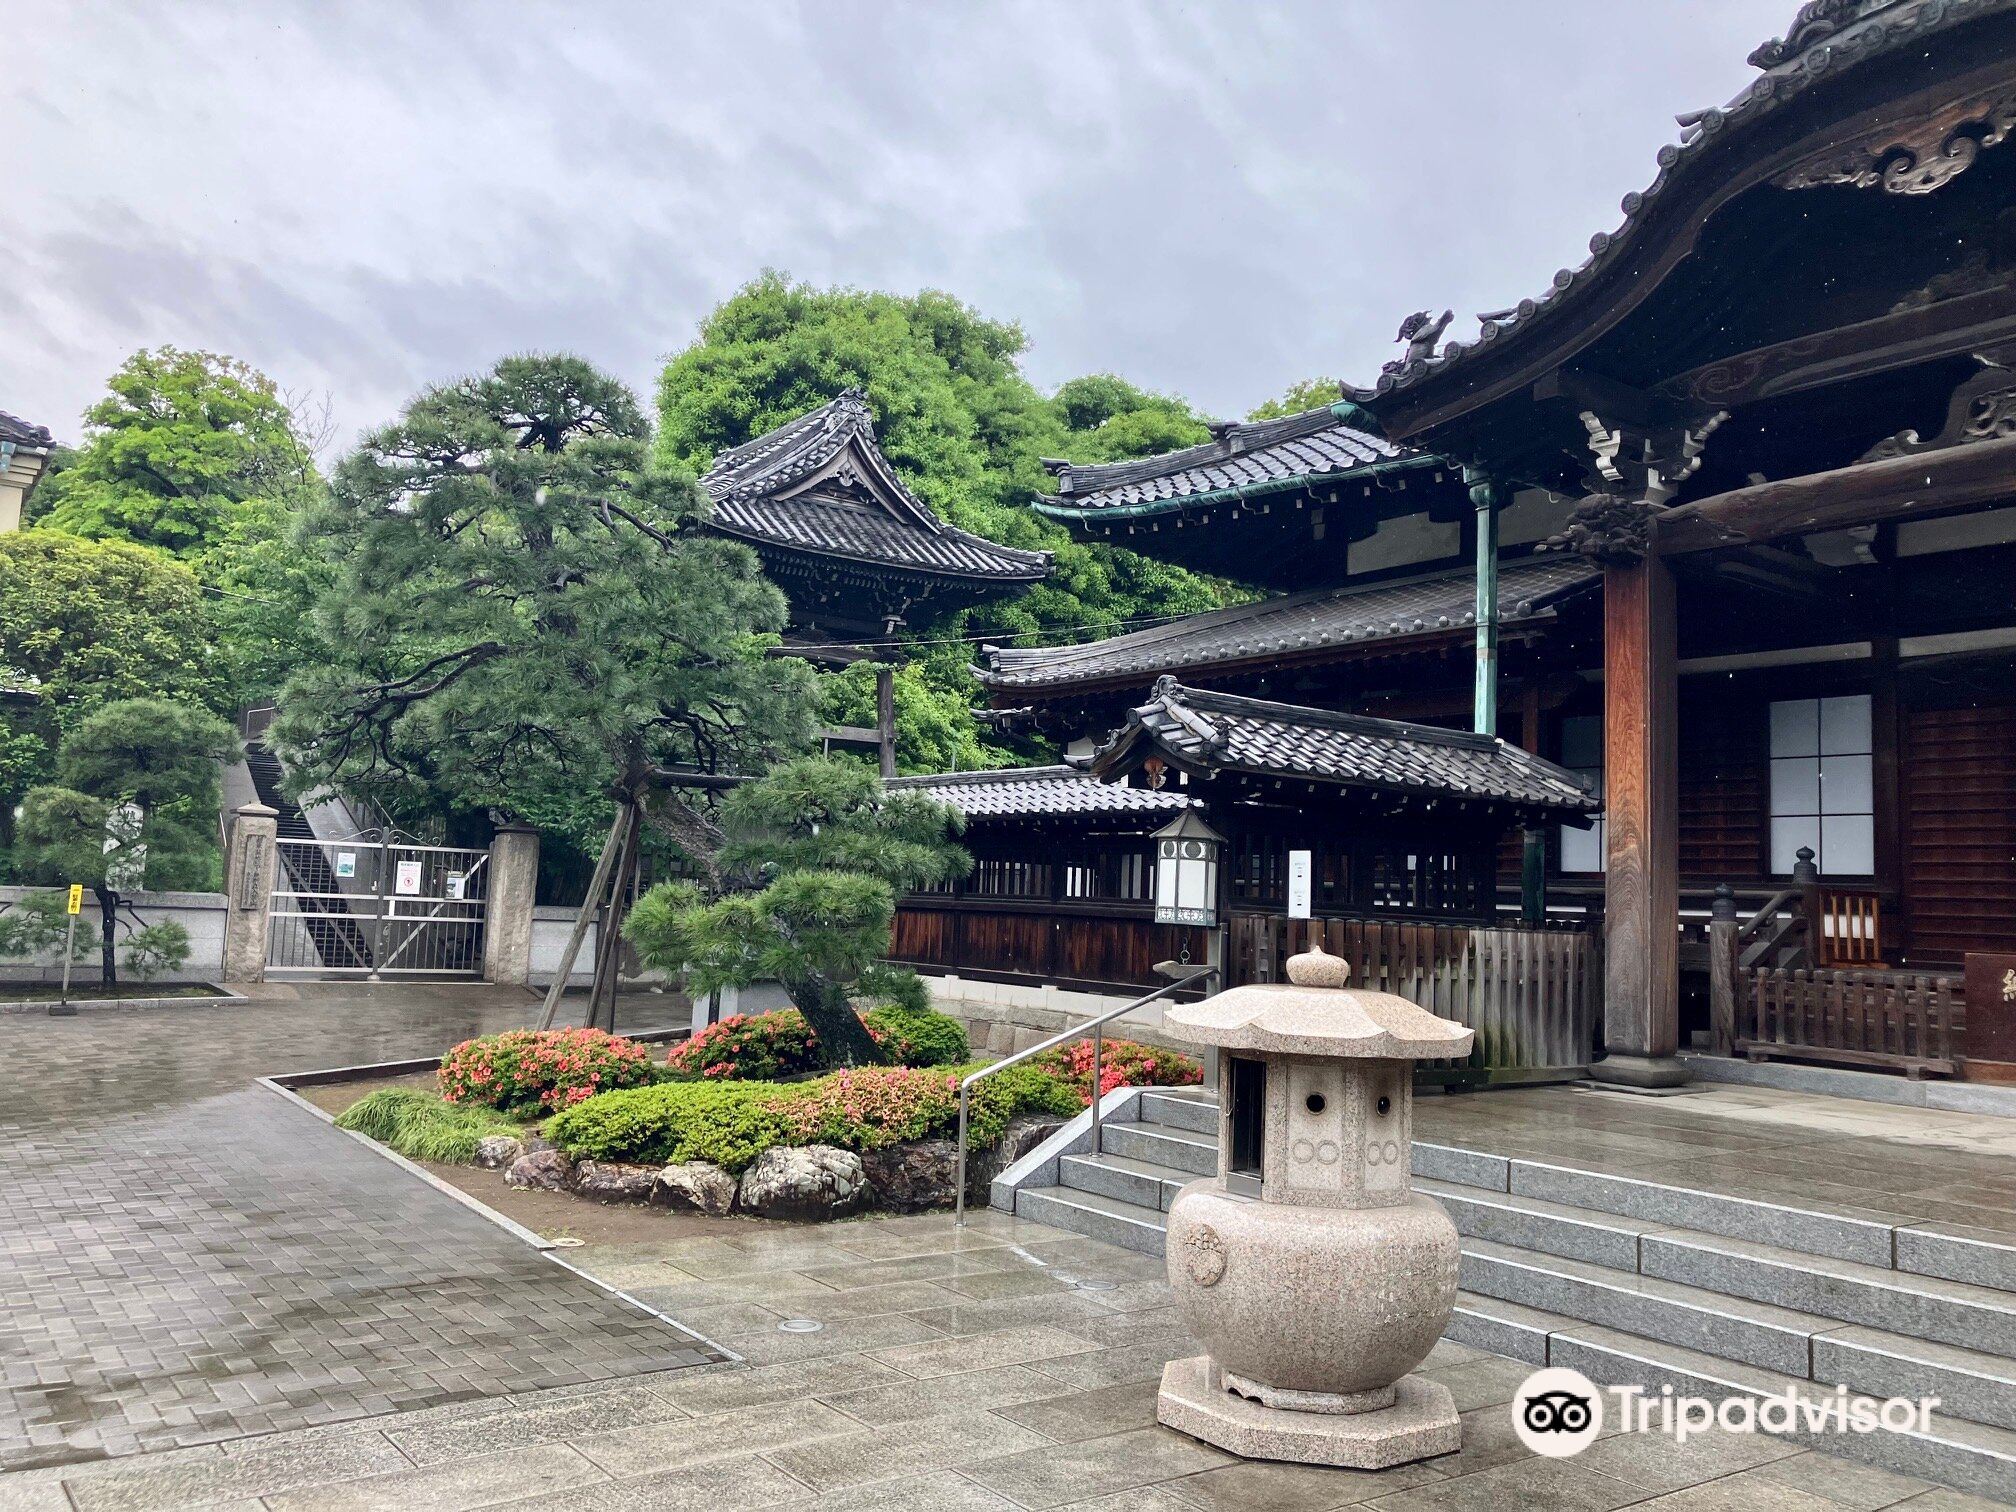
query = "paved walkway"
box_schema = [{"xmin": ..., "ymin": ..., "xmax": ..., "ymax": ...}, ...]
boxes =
[
  {"xmin": 0, "ymin": 1209, "xmax": 1997, "ymax": 1510},
  {"xmin": 0, "ymin": 985, "xmax": 718, "ymax": 1470}
]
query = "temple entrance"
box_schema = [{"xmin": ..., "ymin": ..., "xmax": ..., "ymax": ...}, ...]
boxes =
[{"xmin": 266, "ymin": 836, "xmax": 489, "ymax": 977}]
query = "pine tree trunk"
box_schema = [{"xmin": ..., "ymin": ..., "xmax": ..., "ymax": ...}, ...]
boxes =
[
  {"xmin": 94, "ymin": 884, "xmax": 119, "ymax": 988},
  {"xmin": 786, "ymin": 975, "xmax": 886, "ymax": 1067}
]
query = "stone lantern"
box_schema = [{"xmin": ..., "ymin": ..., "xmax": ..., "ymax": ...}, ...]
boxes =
[{"xmin": 1156, "ymin": 944, "xmax": 1475, "ymax": 1469}]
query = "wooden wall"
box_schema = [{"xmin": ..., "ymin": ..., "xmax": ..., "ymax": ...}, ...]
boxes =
[
  {"xmin": 890, "ymin": 900, "xmax": 1207, "ymax": 994},
  {"xmin": 1902, "ymin": 699, "xmax": 2016, "ymax": 965}
]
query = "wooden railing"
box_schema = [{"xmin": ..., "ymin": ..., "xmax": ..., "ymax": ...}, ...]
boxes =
[
  {"xmin": 1737, "ymin": 966, "xmax": 1964, "ymax": 1078},
  {"xmin": 1813, "ymin": 885, "xmax": 1884, "ymax": 967},
  {"xmin": 1229, "ymin": 913, "xmax": 1599, "ymax": 1085}
]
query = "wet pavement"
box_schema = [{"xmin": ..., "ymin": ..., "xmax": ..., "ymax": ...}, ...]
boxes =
[{"xmin": 0, "ymin": 984, "xmax": 720, "ymax": 1469}]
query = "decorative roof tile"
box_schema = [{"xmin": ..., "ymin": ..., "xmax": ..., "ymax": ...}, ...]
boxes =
[
  {"xmin": 0, "ymin": 412, "xmax": 53, "ymax": 447},
  {"xmin": 1034, "ymin": 404, "xmax": 1431, "ymax": 520},
  {"xmin": 1086, "ymin": 679, "xmax": 1599, "ymax": 819},
  {"xmin": 700, "ymin": 391, "xmax": 1049, "ymax": 583},
  {"xmin": 888, "ymin": 765, "xmax": 1191, "ymax": 820},
  {"xmin": 979, "ymin": 557, "xmax": 1599, "ymax": 692}
]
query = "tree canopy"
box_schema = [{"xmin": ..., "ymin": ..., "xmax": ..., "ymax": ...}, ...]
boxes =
[
  {"xmin": 275, "ymin": 353, "xmax": 819, "ymax": 864},
  {"xmin": 15, "ymin": 698, "xmax": 236, "ymax": 983},
  {"xmin": 655, "ymin": 275, "xmax": 1235, "ymax": 772},
  {"xmin": 32, "ymin": 347, "xmax": 320, "ymax": 557},
  {"xmin": 1246, "ymin": 377, "xmax": 1347, "ymax": 421},
  {"xmin": 626, "ymin": 756, "xmax": 967, "ymax": 1066}
]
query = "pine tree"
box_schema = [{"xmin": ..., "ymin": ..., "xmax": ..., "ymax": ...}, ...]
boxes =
[{"xmin": 625, "ymin": 757, "xmax": 966, "ymax": 1066}]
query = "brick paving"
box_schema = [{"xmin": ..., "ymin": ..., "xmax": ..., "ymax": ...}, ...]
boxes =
[
  {"xmin": 0, "ymin": 985, "xmax": 720, "ymax": 1470},
  {"xmin": 0, "ymin": 1211, "xmax": 1992, "ymax": 1511}
]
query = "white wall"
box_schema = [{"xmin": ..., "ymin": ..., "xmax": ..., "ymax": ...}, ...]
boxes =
[{"xmin": 0, "ymin": 886, "xmax": 226, "ymax": 983}]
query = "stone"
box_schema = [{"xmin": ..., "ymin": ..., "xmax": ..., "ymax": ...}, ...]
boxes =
[
  {"xmin": 569, "ymin": 1159, "xmax": 659, "ymax": 1203},
  {"xmin": 1284, "ymin": 944, "xmax": 1351, "ymax": 989},
  {"xmin": 1158, "ymin": 1356, "xmax": 1460, "ymax": 1469},
  {"xmin": 504, "ymin": 1148, "xmax": 573, "ymax": 1191},
  {"xmin": 653, "ymin": 1160, "xmax": 738, "ymax": 1217},
  {"xmin": 984, "ymin": 1114, "xmax": 1067, "ymax": 1179},
  {"xmin": 473, "ymin": 1135, "xmax": 524, "ymax": 1170},
  {"xmin": 737, "ymin": 1144, "xmax": 868, "ymax": 1220},
  {"xmin": 862, "ymin": 1139, "xmax": 959, "ymax": 1212}
]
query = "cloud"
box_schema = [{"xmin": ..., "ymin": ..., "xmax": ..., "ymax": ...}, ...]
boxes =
[{"xmin": 0, "ymin": 0, "xmax": 1775, "ymax": 447}]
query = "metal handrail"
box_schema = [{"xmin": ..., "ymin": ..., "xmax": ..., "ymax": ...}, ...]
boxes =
[{"xmin": 954, "ymin": 965, "xmax": 1217, "ymax": 1226}]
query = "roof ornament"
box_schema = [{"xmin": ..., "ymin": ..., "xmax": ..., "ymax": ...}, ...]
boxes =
[
  {"xmin": 1381, "ymin": 310, "xmax": 1452, "ymax": 376},
  {"xmin": 1747, "ymin": 0, "xmax": 1895, "ymax": 70}
]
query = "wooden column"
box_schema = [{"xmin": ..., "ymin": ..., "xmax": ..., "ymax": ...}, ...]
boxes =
[
  {"xmin": 1592, "ymin": 554, "xmax": 1687, "ymax": 1087},
  {"xmin": 875, "ymin": 664, "xmax": 897, "ymax": 780}
]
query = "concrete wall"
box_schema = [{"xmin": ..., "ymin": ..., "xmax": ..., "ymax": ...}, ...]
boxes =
[{"xmin": 0, "ymin": 886, "xmax": 227, "ymax": 984}]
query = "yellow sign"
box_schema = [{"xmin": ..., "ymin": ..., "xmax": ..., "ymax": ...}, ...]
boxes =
[{"xmin": 66, "ymin": 884, "xmax": 83, "ymax": 915}]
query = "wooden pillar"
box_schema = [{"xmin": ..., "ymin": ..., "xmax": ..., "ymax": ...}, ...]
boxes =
[
  {"xmin": 1707, "ymin": 883, "xmax": 1739, "ymax": 1057},
  {"xmin": 1465, "ymin": 468, "xmax": 1500, "ymax": 736},
  {"xmin": 1591, "ymin": 554, "xmax": 1687, "ymax": 1087},
  {"xmin": 875, "ymin": 664, "xmax": 897, "ymax": 780},
  {"xmin": 1869, "ymin": 634, "xmax": 1902, "ymax": 960}
]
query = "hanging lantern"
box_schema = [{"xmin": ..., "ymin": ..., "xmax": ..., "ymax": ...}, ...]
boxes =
[{"xmin": 1153, "ymin": 809, "xmax": 1225, "ymax": 927}]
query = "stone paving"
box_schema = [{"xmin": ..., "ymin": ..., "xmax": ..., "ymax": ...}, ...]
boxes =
[
  {"xmin": 0, "ymin": 985, "xmax": 719, "ymax": 1470},
  {"xmin": 0, "ymin": 1208, "xmax": 2000, "ymax": 1510}
]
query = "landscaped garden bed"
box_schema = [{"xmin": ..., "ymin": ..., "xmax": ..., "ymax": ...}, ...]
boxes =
[{"xmin": 329, "ymin": 1009, "xmax": 1202, "ymax": 1222}]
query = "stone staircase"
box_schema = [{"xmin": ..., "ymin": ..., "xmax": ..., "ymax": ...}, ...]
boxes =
[{"xmin": 1000, "ymin": 1088, "xmax": 2016, "ymax": 1500}]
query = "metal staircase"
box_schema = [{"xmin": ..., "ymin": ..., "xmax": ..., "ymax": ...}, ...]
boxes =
[{"xmin": 1000, "ymin": 1088, "xmax": 2016, "ymax": 1500}]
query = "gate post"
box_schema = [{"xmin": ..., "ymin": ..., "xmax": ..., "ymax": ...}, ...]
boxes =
[
  {"xmin": 222, "ymin": 802, "xmax": 279, "ymax": 984},
  {"xmin": 482, "ymin": 824, "xmax": 541, "ymax": 986},
  {"xmin": 1708, "ymin": 883, "xmax": 1740, "ymax": 1057}
]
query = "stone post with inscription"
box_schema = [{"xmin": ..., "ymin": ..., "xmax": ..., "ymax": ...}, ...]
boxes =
[{"xmin": 221, "ymin": 803, "xmax": 279, "ymax": 984}]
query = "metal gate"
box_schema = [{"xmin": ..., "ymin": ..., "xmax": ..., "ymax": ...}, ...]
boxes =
[{"xmin": 267, "ymin": 836, "xmax": 490, "ymax": 977}]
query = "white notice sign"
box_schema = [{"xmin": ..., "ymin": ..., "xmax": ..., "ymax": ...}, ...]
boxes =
[
  {"xmin": 1287, "ymin": 849, "xmax": 1313, "ymax": 920},
  {"xmin": 394, "ymin": 859, "xmax": 424, "ymax": 896},
  {"xmin": 444, "ymin": 872, "xmax": 465, "ymax": 901},
  {"xmin": 335, "ymin": 851, "xmax": 357, "ymax": 879}
]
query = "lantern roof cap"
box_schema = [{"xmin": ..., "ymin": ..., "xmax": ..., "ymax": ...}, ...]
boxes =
[
  {"xmin": 1165, "ymin": 965, "xmax": 1476, "ymax": 1060},
  {"xmin": 1151, "ymin": 808, "xmax": 1225, "ymax": 844}
]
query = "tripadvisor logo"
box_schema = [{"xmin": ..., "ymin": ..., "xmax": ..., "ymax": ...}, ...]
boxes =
[{"xmin": 1513, "ymin": 1367, "xmax": 1938, "ymax": 1457}]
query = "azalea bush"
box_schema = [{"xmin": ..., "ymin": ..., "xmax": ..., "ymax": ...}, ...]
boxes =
[
  {"xmin": 546, "ymin": 1060, "xmax": 1079, "ymax": 1171},
  {"xmin": 664, "ymin": 1004, "xmax": 969, "ymax": 1080},
  {"xmin": 438, "ymin": 1027, "xmax": 655, "ymax": 1113},
  {"xmin": 1031, "ymin": 1037, "xmax": 1203, "ymax": 1106}
]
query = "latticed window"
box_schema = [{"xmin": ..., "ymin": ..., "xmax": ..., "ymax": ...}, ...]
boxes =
[
  {"xmin": 1768, "ymin": 695, "xmax": 1873, "ymax": 876},
  {"xmin": 1557, "ymin": 714, "xmax": 1605, "ymax": 874}
]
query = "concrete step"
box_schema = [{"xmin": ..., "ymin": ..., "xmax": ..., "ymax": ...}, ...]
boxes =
[
  {"xmin": 1138, "ymin": 1090, "xmax": 1217, "ymax": 1136},
  {"xmin": 1447, "ymin": 1291, "xmax": 1575, "ymax": 1366},
  {"xmin": 1060, "ymin": 1152, "xmax": 1191, "ymax": 1211},
  {"xmin": 1098, "ymin": 1121, "xmax": 1218, "ymax": 1176},
  {"xmin": 1897, "ymin": 1222, "xmax": 2016, "ymax": 1295},
  {"xmin": 1460, "ymin": 1238, "xmax": 1838, "ymax": 1378},
  {"xmin": 1552, "ymin": 1325, "xmax": 2016, "ymax": 1504},
  {"xmin": 1641, "ymin": 1229, "xmax": 2016, "ymax": 1359},
  {"xmin": 1013, "ymin": 1184, "xmax": 1169, "ymax": 1256},
  {"xmin": 1814, "ymin": 1326, "xmax": 2016, "ymax": 1435},
  {"xmin": 1419, "ymin": 1178, "xmax": 1650, "ymax": 1272}
]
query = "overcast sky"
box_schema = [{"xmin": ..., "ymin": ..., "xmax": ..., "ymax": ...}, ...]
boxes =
[{"xmin": 3, "ymin": 1, "xmax": 1785, "ymax": 450}]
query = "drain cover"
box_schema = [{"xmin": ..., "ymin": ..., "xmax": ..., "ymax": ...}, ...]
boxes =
[
  {"xmin": 1075, "ymin": 1279, "xmax": 1119, "ymax": 1293},
  {"xmin": 778, "ymin": 1319, "xmax": 825, "ymax": 1333},
  {"xmin": 549, "ymin": 1236, "xmax": 585, "ymax": 1248}
]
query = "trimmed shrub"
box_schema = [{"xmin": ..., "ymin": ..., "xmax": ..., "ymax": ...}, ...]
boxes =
[
  {"xmin": 439, "ymin": 1028, "xmax": 654, "ymax": 1113},
  {"xmin": 336, "ymin": 1088, "xmax": 521, "ymax": 1163},
  {"xmin": 863, "ymin": 1004, "xmax": 969, "ymax": 1068},
  {"xmin": 546, "ymin": 1081, "xmax": 792, "ymax": 1172},
  {"xmin": 1031, "ymin": 1038, "xmax": 1203, "ymax": 1105},
  {"xmin": 664, "ymin": 1010, "xmax": 821, "ymax": 1081},
  {"xmin": 547, "ymin": 1058, "xmax": 1082, "ymax": 1171},
  {"xmin": 121, "ymin": 921, "xmax": 190, "ymax": 980}
]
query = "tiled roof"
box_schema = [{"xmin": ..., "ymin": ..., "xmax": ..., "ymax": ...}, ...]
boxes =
[
  {"xmin": 1087, "ymin": 679, "xmax": 1599, "ymax": 818},
  {"xmin": 0, "ymin": 412, "xmax": 53, "ymax": 447},
  {"xmin": 888, "ymin": 765, "xmax": 1191, "ymax": 820},
  {"xmin": 1350, "ymin": 0, "xmax": 2013, "ymax": 405},
  {"xmin": 979, "ymin": 557, "xmax": 1599, "ymax": 692},
  {"xmin": 700, "ymin": 391, "xmax": 1049, "ymax": 582},
  {"xmin": 1034, "ymin": 404, "xmax": 1431, "ymax": 519}
]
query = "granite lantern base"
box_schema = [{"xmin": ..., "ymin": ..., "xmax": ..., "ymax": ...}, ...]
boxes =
[{"xmin": 1154, "ymin": 945, "xmax": 1474, "ymax": 1469}]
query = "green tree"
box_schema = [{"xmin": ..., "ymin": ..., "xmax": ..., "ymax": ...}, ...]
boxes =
[
  {"xmin": 626, "ymin": 757, "xmax": 966, "ymax": 1066},
  {"xmin": 16, "ymin": 698, "xmax": 236, "ymax": 985},
  {"xmin": 197, "ymin": 497, "xmax": 338, "ymax": 705},
  {"xmin": 1246, "ymin": 377, "xmax": 1346, "ymax": 421},
  {"xmin": 275, "ymin": 353, "xmax": 818, "ymax": 880},
  {"xmin": 34, "ymin": 347, "xmax": 319, "ymax": 557},
  {"xmin": 654, "ymin": 275, "xmax": 1233, "ymax": 768}
]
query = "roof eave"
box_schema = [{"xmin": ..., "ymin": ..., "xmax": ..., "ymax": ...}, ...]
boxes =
[{"xmin": 1034, "ymin": 455, "xmax": 1442, "ymax": 525}]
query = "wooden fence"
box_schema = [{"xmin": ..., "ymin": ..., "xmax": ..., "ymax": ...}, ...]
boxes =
[
  {"xmin": 1735, "ymin": 966, "xmax": 1965, "ymax": 1077},
  {"xmin": 1228, "ymin": 913, "xmax": 1599, "ymax": 1084},
  {"xmin": 890, "ymin": 900, "xmax": 1208, "ymax": 996}
]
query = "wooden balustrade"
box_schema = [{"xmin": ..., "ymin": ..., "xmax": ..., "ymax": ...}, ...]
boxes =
[
  {"xmin": 1812, "ymin": 886, "xmax": 1884, "ymax": 968},
  {"xmin": 1228, "ymin": 912, "xmax": 1599, "ymax": 1084},
  {"xmin": 1737, "ymin": 966, "xmax": 1963, "ymax": 1077}
]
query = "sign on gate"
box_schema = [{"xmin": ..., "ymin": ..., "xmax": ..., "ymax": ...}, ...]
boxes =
[
  {"xmin": 1287, "ymin": 850, "xmax": 1313, "ymax": 920},
  {"xmin": 266, "ymin": 837, "xmax": 489, "ymax": 978}
]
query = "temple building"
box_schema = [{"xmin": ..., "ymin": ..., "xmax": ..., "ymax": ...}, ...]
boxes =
[
  {"xmin": 895, "ymin": 0, "xmax": 2016, "ymax": 1090},
  {"xmin": 699, "ymin": 389, "xmax": 1050, "ymax": 773}
]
